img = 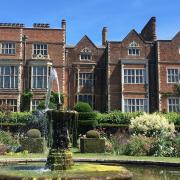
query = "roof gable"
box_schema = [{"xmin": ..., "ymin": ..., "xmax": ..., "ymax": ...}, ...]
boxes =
[
  {"xmin": 75, "ymin": 35, "xmax": 97, "ymax": 49},
  {"xmin": 122, "ymin": 29, "xmax": 145, "ymax": 44},
  {"xmin": 172, "ymin": 31, "xmax": 180, "ymax": 43}
]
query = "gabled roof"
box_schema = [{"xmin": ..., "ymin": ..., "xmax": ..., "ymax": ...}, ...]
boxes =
[
  {"xmin": 122, "ymin": 29, "xmax": 145, "ymax": 43},
  {"xmin": 75, "ymin": 35, "xmax": 97, "ymax": 49},
  {"xmin": 172, "ymin": 31, "xmax": 180, "ymax": 42}
]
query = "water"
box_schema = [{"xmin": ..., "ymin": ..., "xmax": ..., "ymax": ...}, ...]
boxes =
[
  {"xmin": 123, "ymin": 164, "xmax": 180, "ymax": 180},
  {"xmin": 0, "ymin": 163, "xmax": 179, "ymax": 179},
  {"xmin": 45, "ymin": 68, "xmax": 61, "ymax": 110}
]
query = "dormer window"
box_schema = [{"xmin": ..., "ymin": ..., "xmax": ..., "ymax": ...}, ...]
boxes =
[
  {"xmin": 128, "ymin": 41, "xmax": 140, "ymax": 56},
  {"xmin": 80, "ymin": 48, "xmax": 92, "ymax": 60}
]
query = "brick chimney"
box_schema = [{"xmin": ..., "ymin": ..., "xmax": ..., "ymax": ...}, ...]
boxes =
[
  {"xmin": 61, "ymin": 19, "xmax": 66, "ymax": 29},
  {"xmin": 102, "ymin": 27, "xmax": 108, "ymax": 45},
  {"xmin": 141, "ymin": 17, "xmax": 157, "ymax": 41}
]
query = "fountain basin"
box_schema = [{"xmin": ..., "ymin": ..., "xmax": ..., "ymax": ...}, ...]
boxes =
[{"xmin": 0, "ymin": 162, "xmax": 132, "ymax": 180}]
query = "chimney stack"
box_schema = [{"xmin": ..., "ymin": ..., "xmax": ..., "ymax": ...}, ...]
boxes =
[
  {"xmin": 61, "ymin": 19, "xmax": 66, "ymax": 29},
  {"xmin": 102, "ymin": 27, "xmax": 108, "ymax": 45}
]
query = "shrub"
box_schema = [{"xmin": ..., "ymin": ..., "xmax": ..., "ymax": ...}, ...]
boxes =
[
  {"xmin": 78, "ymin": 112, "xmax": 97, "ymax": 120},
  {"xmin": 0, "ymin": 112, "xmax": 33, "ymax": 124},
  {"xmin": 163, "ymin": 112, "xmax": 180, "ymax": 125},
  {"xmin": 21, "ymin": 90, "xmax": 33, "ymax": 112},
  {"xmin": 26, "ymin": 129, "xmax": 41, "ymax": 138},
  {"xmin": 74, "ymin": 102, "xmax": 92, "ymax": 112},
  {"xmin": 78, "ymin": 120, "xmax": 98, "ymax": 135},
  {"xmin": 86, "ymin": 130, "xmax": 100, "ymax": 138},
  {"xmin": 0, "ymin": 131, "xmax": 19, "ymax": 151},
  {"xmin": 98, "ymin": 111, "xmax": 143, "ymax": 125},
  {"xmin": 174, "ymin": 135, "xmax": 180, "ymax": 157},
  {"xmin": 125, "ymin": 135, "xmax": 154, "ymax": 156},
  {"xmin": 130, "ymin": 113, "xmax": 175, "ymax": 137},
  {"xmin": 149, "ymin": 131, "xmax": 176, "ymax": 157}
]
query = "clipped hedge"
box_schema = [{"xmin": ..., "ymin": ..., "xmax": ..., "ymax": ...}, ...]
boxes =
[
  {"xmin": 0, "ymin": 112, "xmax": 33, "ymax": 124},
  {"xmin": 97, "ymin": 111, "xmax": 143, "ymax": 125},
  {"xmin": 78, "ymin": 120, "xmax": 98, "ymax": 135},
  {"xmin": 78, "ymin": 112, "xmax": 97, "ymax": 120},
  {"xmin": 74, "ymin": 102, "xmax": 92, "ymax": 112}
]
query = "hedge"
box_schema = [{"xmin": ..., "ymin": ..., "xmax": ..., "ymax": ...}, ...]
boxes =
[
  {"xmin": 78, "ymin": 112, "xmax": 97, "ymax": 120},
  {"xmin": 78, "ymin": 120, "xmax": 98, "ymax": 135},
  {"xmin": 0, "ymin": 112, "xmax": 33, "ymax": 124},
  {"xmin": 162, "ymin": 112, "xmax": 180, "ymax": 125},
  {"xmin": 97, "ymin": 111, "xmax": 143, "ymax": 125}
]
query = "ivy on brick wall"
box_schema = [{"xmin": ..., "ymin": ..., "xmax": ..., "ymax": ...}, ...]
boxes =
[{"xmin": 21, "ymin": 90, "xmax": 33, "ymax": 112}]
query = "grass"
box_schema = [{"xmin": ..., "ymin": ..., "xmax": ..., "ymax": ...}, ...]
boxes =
[{"xmin": 0, "ymin": 148, "xmax": 179, "ymax": 163}]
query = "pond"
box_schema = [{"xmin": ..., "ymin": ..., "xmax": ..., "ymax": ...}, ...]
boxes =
[
  {"xmin": 122, "ymin": 164, "xmax": 180, "ymax": 180},
  {"xmin": 0, "ymin": 162, "xmax": 179, "ymax": 180}
]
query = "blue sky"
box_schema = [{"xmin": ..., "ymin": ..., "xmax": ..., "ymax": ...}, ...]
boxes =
[{"xmin": 0, "ymin": 0, "xmax": 179, "ymax": 45}]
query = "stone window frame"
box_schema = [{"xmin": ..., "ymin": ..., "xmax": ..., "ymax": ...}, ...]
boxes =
[
  {"xmin": 80, "ymin": 48, "xmax": 92, "ymax": 61},
  {"xmin": 79, "ymin": 72, "xmax": 94, "ymax": 87},
  {"xmin": 29, "ymin": 61, "xmax": 52, "ymax": 90},
  {"xmin": 31, "ymin": 99, "xmax": 41, "ymax": 110},
  {"xmin": 32, "ymin": 43, "xmax": 48, "ymax": 57},
  {"xmin": 124, "ymin": 68, "xmax": 145, "ymax": 84},
  {"xmin": 31, "ymin": 65, "xmax": 49, "ymax": 89},
  {"xmin": 166, "ymin": 68, "xmax": 179, "ymax": 83},
  {"xmin": 0, "ymin": 99, "xmax": 17, "ymax": 112},
  {"xmin": 168, "ymin": 97, "xmax": 180, "ymax": 112},
  {"xmin": 0, "ymin": 65, "xmax": 18, "ymax": 89},
  {"xmin": 77, "ymin": 94, "xmax": 94, "ymax": 107},
  {"xmin": 128, "ymin": 41, "xmax": 140, "ymax": 56},
  {"xmin": 124, "ymin": 98, "xmax": 148, "ymax": 112},
  {"xmin": 0, "ymin": 42, "xmax": 16, "ymax": 55}
]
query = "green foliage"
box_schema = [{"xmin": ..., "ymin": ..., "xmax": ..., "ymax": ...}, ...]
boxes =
[
  {"xmin": 149, "ymin": 131, "xmax": 176, "ymax": 157},
  {"xmin": 0, "ymin": 131, "xmax": 19, "ymax": 151},
  {"xmin": 130, "ymin": 113, "xmax": 175, "ymax": 137},
  {"xmin": 26, "ymin": 129, "xmax": 41, "ymax": 138},
  {"xmin": 78, "ymin": 120, "xmax": 98, "ymax": 135},
  {"xmin": 74, "ymin": 102, "xmax": 92, "ymax": 112},
  {"xmin": 173, "ymin": 84, "xmax": 180, "ymax": 95},
  {"xmin": 37, "ymin": 92, "xmax": 64, "ymax": 110},
  {"xmin": 109, "ymin": 136, "xmax": 125, "ymax": 155},
  {"xmin": 163, "ymin": 112, "xmax": 180, "ymax": 125},
  {"xmin": 98, "ymin": 111, "xmax": 143, "ymax": 125},
  {"xmin": 50, "ymin": 91, "xmax": 64, "ymax": 105},
  {"xmin": 125, "ymin": 135, "xmax": 154, "ymax": 156},
  {"xmin": 37, "ymin": 100, "xmax": 56, "ymax": 110},
  {"xmin": 21, "ymin": 90, "xmax": 33, "ymax": 112},
  {"xmin": 0, "ymin": 112, "xmax": 33, "ymax": 124},
  {"xmin": 174, "ymin": 136, "xmax": 180, "ymax": 157},
  {"xmin": 78, "ymin": 112, "xmax": 97, "ymax": 120},
  {"xmin": 86, "ymin": 130, "xmax": 100, "ymax": 139}
]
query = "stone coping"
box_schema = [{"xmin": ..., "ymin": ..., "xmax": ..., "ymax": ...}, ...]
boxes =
[{"xmin": 0, "ymin": 158, "xmax": 179, "ymax": 167}]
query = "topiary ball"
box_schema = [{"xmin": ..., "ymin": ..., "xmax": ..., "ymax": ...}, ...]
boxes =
[
  {"xmin": 74, "ymin": 102, "xmax": 92, "ymax": 112},
  {"xmin": 26, "ymin": 129, "xmax": 41, "ymax": 138},
  {"xmin": 86, "ymin": 130, "xmax": 100, "ymax": 139}
]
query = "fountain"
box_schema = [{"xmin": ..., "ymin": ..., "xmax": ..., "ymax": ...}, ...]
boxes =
[{"xmin": 45, "ymin": 68, "xmax": 78, "ymax": 170}]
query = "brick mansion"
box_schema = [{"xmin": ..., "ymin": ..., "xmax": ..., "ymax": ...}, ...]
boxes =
[{"xmin": 0, "ymin": 17, "xmax": 179, "ymax": 113}]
